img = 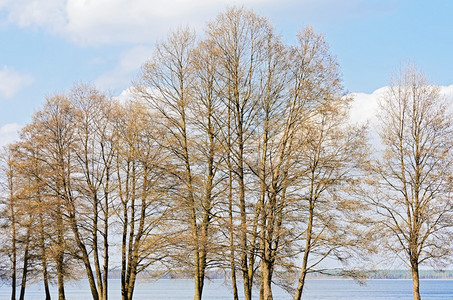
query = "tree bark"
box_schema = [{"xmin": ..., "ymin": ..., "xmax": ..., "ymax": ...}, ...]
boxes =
[
  {"xmin": 411, "ymin": 259, "xmax": 421, "ymax": 300},
  {"xmin": 227, "ymin": 125, "xmax": 239, "ymax": 300},
  {"xmin": 9, "ymin": 183, "xmax": 17, "ymax": 300},
  {"xmin": 261, "ymin": 258, "xmax": 273, "ymax": 300},
  {"xmin": 293, "ymin": 192, "xmax": 315, "ymax": 300},
  {"xmin": 55, "ymin": 199, "xmax": 66, "ymax": 300},
  {"xmin": 102, "ymin": 171, "xmax": 110, "ymax": 300},
  {"xmin": 18, "ymin": 228, "xmax": 30, "ymax": 300},
  {"xmin": 39, "ymin": 213, "xmax": 52, "ymax": 300}
]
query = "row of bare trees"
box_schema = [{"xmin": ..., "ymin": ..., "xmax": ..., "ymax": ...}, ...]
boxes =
[
  {"xmin": 0, "ymin": 88, "xmax": 177, "ymax": 300},
  {"xmin": 1, "ymin": 8, "xmax": 452, "ymax": 300}
]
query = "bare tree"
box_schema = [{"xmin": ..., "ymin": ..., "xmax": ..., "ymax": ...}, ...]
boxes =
[
  {"xmin": 71, "ymin": 84, "xmax": 117, "ymax": 300},
  {"xmin": 113, "ymin": 100, "xmax": 172, "ymax": 300},
  {"xmin": 368, "ymin": 65, "xmax": 453, "ymax": 300},
  {"xmin": 0, "ymin": 148, "xmax": 20, "ymax": 300},
  {"xmin": 25, "ymin": 145, "xmax": 54, "ymax": 300},
  {"xmin": 251, "ymin": 27, "xmax": 290, "ymax": 300},
  {"xmin": 291, "ymin": 101, "xmax": 368, "ymax": 300},
  {"xmin": 21, "ymin": 94, "xmax": 96, "ymax": 300},
  {"xmin": 136, "ymin": 26, "xmax": 227, "ymax": 300},
  {"xmin": 0, "ymin": 8, "xmax": 427, "ymax": 300},
  {"xmin": 286, "ymin": 27, "xmax": 369, "ymax": 300},
  {"xmin": 205, "ymin": 8, "xmax": 273, "ymax": 300},
  {"xmin": 1, "ymin": 144, "xmax": 52, "ymax": 300},
  {"xmin": 22, "ymin": 96, "xmax": 75, "ymax": 300},
  {"xmin": 190, "ymin": 38, "xmax": 226, "ymax": 299}
]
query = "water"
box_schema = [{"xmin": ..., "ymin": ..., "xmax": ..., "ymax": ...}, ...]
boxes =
[{"xmin": 1, "ymin": 279, "xmax": 452, "ymax": 299}]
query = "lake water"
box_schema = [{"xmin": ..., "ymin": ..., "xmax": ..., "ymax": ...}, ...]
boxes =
[{"xmin": 1, "ymin": 279, "xmax": 452, "ymax": 299}]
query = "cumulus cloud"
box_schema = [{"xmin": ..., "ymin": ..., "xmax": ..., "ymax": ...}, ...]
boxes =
[
  {"xmin": 0, "ymin": 123, "xmax": 21, "ymax": 148},
  {"xmin": 0, "ymin": 66, "xmax": 34, "ymax": 99},
  {"xmin": 113, "ymin": 87, "xmax": 135, "ymax": 104},
  {"xmin": 348, "ymin": 87, "xmax": 386, "ymax": 126},
  {"xmin": 349, "ymin": 85, "xmax": 453, "ymax": 125},
  {"xmin": 347, "ymin": 84, "xmax": 453, "ymax": 149},
  {"xmin": 347, "ymin": 87, "xmax": 386, "ymax": 148},
  {"xmin": 440, "ymin": 84, "xmax": 453, "ymax": 101}
]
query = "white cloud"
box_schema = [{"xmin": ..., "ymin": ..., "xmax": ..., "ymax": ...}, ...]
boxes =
[
  {"xmin": 348, "ymin": 87, "xmax": 386, "ymax": 149},
  {"xmin": 0, "ymin": 0, "xmax": 66, "ymax": 31},
  {"xmin": 348, "ymin": 85, "xmax": 453, "ymax": 150},
  {"xmin": 0, "ymin": 66, "xmax": 34, "ymax": 99},
  {"xmin": 0, "ymin": 123, "xmax": 21, "ymax": 148},
  {"xmin": 64, "ymin": 0, "xmax": 275, "ymax": 45},
  {"xmin": 440, "ymin": 84, "xmax": 453, "ymax": 101},
  {"xmin": 0, "ymin": 0, "xmax": 389, "ymax": 46},
  {"xmin": 113, "ymin": 87, "xmax": 135, "ymax": 104},
  {"xmin": 0, "ymin": 0, "xmax": 270, "ymax": 45},
  {"xmin": 348, "ymin": 87, "xmax": 386, "ymax": 126}
]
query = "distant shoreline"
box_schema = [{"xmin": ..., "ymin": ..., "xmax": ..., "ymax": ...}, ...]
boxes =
[{"xmin": 32, "ymin": 269, "xmax": 447, "ymax": 282}]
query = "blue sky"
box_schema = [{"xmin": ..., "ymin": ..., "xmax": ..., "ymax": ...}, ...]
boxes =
[{"xmin": 1, "ymin": 0, "xmax": 453, "ymax": 145}]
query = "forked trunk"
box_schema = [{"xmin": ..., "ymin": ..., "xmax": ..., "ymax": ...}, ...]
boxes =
[{"xmin": 194, "ymin": 272, "xmax": 204, "ymax": 300}]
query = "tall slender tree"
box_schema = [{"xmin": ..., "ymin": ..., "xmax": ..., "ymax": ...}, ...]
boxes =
[
  {"xmin": 289, "ymin": 27, "xmax": 369, "ymax": 300},
  {"xmin": 19, "ymin": 95, "xmax": 78, "ymax": 300},
  {"xmin": 136, "ymin": 27, "xmax": 196, "ymax": 299},
  {"xmin": 113, "ymin": 100, "xmax": 172, "ymax": 300},
  {"xmin": 71, "ymin": 84, "xmax": 117, "ymax": 300},
  {"xmin": 0, "ymin": 148, "xmax": 20, "ymax": 300},
  {"xmin": 368, "ymin": 65, "xmax": 453, "ymax": 300},
  {"xmin": 205, "ymin": 9, "xmax": 273, "ymax": 300}
]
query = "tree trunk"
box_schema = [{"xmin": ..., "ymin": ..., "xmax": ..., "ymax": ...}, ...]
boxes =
[
  {"xmin": 68, "ymin": 211, "xmax": 99, "ymax": 300},
  {"xmin": 61, "ymin": 158, "xmax": 99, "ymax": 300},
  {"xmin": 56, "ymin": 253, "xmax": 66, "ymax": 300},
  {"xmin": 121, "ymin": 185, "xmax": 128, "ymax": 300},
  {"xmin": 39, "ymin": 214, "xmax": 51, "ymax": 300},
  {"xmin": 293, "ymin": 195, "xmax": 315, "ymax": 300},
  {"xmin": 103, "ymin": 187, "xmax": 109, "ymax": 300},
  {"xmin": 258, "ymin": 113, "xmax": 270, "ymax": 300},
  {"xmin": 56, "ymin": 204, "xmax": 66, "ymax": 300},
  {"xmin": 120, "ymin": 180, "xmax": 130, "ymax": 300},
  {"xmin": 236, "ymin": 108, "xmax": 252, "ymax": 300},
  {"xmin": 126, "ymin": 266, "xmax": 137, "ymax": 300},
  {"xmin": 124, "ymin": 164, "xmax": 137, "ymax": 300},
  {"xmin": 411, "ymin": 261, "xmax": 421, "ymax": 300},
  {"xmin": 42, "ymin": 265, "xmax": 51, "ymax": 300},
  {"xmin": 192, "ymin": 222, "xmax": 202, "ymax": 300},
  {"xmin": 10, "ymin": 195, "xmax": 17, "ymax": 300},
  {"xmin": 179, "ymin": 105, "xmax": 205, "ymax": 300},
  {"xmin": 11, "ymin": 243, "xmax": 16, "ymax": 300},
  {"xmin": 194, "ymin": 272, "xmax": 203, "ymax": 300},
  {"xmin": 194, "ymin": 235, "xmax": 207, "ymax": 300},
  {"xmin": 18, "ymin": 229, "xmax": 30, "ymax": 300},
  {"xmin": 226, "ymin": 96, "xmax": 239, "ymax": 300},
  {"xmin": 227, "ymin": 158, "xmax": 239, "ymax": 300},
  {"xmin": 92, "ymin": 194, "xmax": 103, "ymax": 300},
  {"xmin": 194, "ymin": 105, "xmax": 215, "ymax": 300},
  {"xmin": 261, "ymin": 258, "xmax": 273, "ymax": 300}
]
